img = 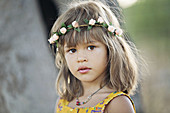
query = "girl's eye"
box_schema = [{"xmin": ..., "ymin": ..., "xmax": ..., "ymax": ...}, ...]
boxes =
[
  {"xmin": 68, "ymin": 49, "xmax": 77, "ymax": 53},
  {"xmin": 87, "ymin": 46, "xmax": 96, "ymax": 50}
]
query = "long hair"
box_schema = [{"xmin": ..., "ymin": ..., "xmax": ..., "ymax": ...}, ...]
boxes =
[{"xmin": 50, "ymin": 0, "xmax": 142, "ymax": 102}]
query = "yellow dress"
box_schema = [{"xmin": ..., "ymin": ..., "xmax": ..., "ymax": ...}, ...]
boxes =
[{"xmin": 56, "ymin": 91, "xmax": 136, "ymax": 113}]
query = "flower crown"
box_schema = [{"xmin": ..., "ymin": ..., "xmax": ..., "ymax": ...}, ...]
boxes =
[{"xmin": 48, "ymin": 17, "xmax": 123, "ymax": 46}]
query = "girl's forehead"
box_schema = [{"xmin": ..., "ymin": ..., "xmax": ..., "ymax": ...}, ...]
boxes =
[
  {"xmin": 62, "ymin": 27, "xmax": 106, "ymax": 48},
  {"xmin": 64, "ymin": 39, "xmax": 97, "ymax": 48}
]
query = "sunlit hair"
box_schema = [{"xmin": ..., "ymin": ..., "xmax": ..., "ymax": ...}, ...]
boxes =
[{"xmin": 50, "ymin": 0, "xmax": 142, "ymax": 102}]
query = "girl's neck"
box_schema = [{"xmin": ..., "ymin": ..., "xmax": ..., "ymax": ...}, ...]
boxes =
[
  {"xmin": 81, "ymin": 72, "xmax": 108, "ymax": 96},
  {"xmin": 81, "ymin": 81, "xmax": 107, "ymax": 97}
]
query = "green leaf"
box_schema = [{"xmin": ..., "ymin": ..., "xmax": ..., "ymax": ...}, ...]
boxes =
[
  {"xmin": 109, "ymin": 32, "xmax": 113, "ymax": 35},
  {"xmin": 55, "ymin": 40, "xmax": 58, "ymax": 43},
  {"xmin": 55, "ymin": 32, "xmax": 58, "ymax": 35},
  {"xmin": 52, "ymin": 32, "xmax": 56, "ymax": 35},
  {"xmin": 61, "ymin": 23, "xmax": 66, "ymax": 27},
  {"xmin": 55, "ymin": 42, "xmax": 58, "ymax": 48},
  {"xmin": 103, "ymin": 23, "xmax": 108, "ymax": 28},
  {"xmin": 67, "ymin": 24, "xmax": 73, "ymax": 28},
  {"xmin": 58, "ymin": 31, "xmax": 62, "ymax": 36},
  {"xmin": 75, "ymin": 28, "xmax": 81, "ymax": 32},
  {"xmin": 87, "ymin": 26, "xmax": 92, "ymax": 30},
  {"xmin": 84, "ymin": 19, "xmax": 89, "ymax": 24}
]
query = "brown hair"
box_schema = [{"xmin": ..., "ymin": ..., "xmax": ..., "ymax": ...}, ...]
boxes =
[{"xmin": 50, "ymin": 0, "xmax": 142, "ymax": 102}]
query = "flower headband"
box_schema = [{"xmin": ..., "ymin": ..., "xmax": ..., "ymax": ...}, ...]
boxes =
[{"xmin": 48, "ymin": 17, "xmax": 123, "ymax": 46}]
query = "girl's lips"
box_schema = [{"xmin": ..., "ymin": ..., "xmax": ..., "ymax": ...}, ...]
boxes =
[
  {"xmin": 78, "ymin": 66, "xmax": 91, "ymax": 74},
  {"xmin": 78, "ymin": 68, "xmax": 91, "ymax": 74}
]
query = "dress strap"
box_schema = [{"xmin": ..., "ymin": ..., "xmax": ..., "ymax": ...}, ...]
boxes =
[{"xmin": 96, "ymin": 91, "xmax": 136, "ymax": 113}]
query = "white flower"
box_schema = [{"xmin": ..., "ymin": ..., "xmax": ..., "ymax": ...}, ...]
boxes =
[
  {"xmin": 60, "ymin": 27, "xmax": 67, "ymax": 34},
  {"xmin": 115, "ymin": 28, "xmax": 123, "ymax": 35},
  {"xmin": 89, "ymin": 19, "xmax": 96, "ymax": 25},
  {"xmin": 97, "ymin": 17, "xmax": 104, "ymax": 23},
  {"xmin": 108, "ymin": 25, "xmax": 116, "ymax": 33},
  {"xmin": 48, "ymin": 38, "xmax": 54, "ymax": 44},
  {"xmin": 72, "ymin": 21, "xmax": 79, "ymax": 28},
  {"xmin": 48, "ymin": 34, "xmax": 59, "ymax": 44}
]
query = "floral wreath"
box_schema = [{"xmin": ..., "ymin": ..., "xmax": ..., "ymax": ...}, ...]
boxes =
[{"xmin": 48, "ymin": 17, "xmax": 123, "ymax": 47}]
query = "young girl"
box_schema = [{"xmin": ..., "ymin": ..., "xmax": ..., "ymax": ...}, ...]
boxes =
[{"xmin": 48, "ymin": 0, "xmax": 141, "ymax": 113}]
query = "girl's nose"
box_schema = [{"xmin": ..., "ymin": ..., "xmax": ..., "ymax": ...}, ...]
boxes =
[{"xmin": 77, "ymin": 51, "xmax": 87, "ymax": 63}]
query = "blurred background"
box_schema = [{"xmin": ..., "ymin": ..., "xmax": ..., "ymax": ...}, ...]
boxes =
[{"xmin": 0, "ymin": 0, "xmax": 169, "ymax": 113}]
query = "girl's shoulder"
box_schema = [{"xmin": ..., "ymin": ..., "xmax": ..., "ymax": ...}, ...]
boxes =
[
  {"xmin": 103, "ymin": 91, "xmax": 136, "ymax": 113},
  {"xmin": 57, "ymin": 97, "xmax": 69, "ymax": 106},
  {"xmin": 56, "ymin": 91, "xmax": 136, "ymax": 113}
]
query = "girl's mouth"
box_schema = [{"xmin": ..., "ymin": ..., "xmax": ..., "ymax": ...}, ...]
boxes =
[{"xmin": 78, "ymin": 66, "xmax": 91, "ymax": 74}]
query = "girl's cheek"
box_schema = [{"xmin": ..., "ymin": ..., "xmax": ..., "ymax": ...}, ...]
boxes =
[
  {"xmin": 65, "ymin": 56, "xmax": 70, "ymax": 62},
  {"xmin": 64, "ymin": 54, "xmax": 69, "ymax": 63},
  {"xmin": 65, "ymin": 54, "xmax": 75, "ymax": 63}
]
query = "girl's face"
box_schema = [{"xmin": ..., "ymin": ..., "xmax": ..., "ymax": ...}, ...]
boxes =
[{"xmin": 64, "ymin": 39, "xmax": 108, "ymax": 84}]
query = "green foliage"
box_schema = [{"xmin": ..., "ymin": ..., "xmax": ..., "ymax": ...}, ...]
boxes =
[
  {"xmin": 75, "ymin": 28, "xmax": 81, "ymax": 32},
  {"xmin": 67, "ymin": 24, "xmax": 73, "ymax": 28},
  {"xmin": 124, "ymin": 0, "xmax": 170, "ymax": 53},
  {"xmin": 103, "ymin": 23, "xmax": 108, "ymax": 28},
  {"xmin": 61, "ymin": 23, "xmax": 66, "ymax": 27},
  {"xmin": 124, "ymin": 0, "xmax": 170, "ymax": 39},
  {"xmin": 87, "ymin": 25, "xmax": 92, "ymax": 30},
  {"xmin": 84, "ymin": 19, "xmax": 89, "ymax": 24}
]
